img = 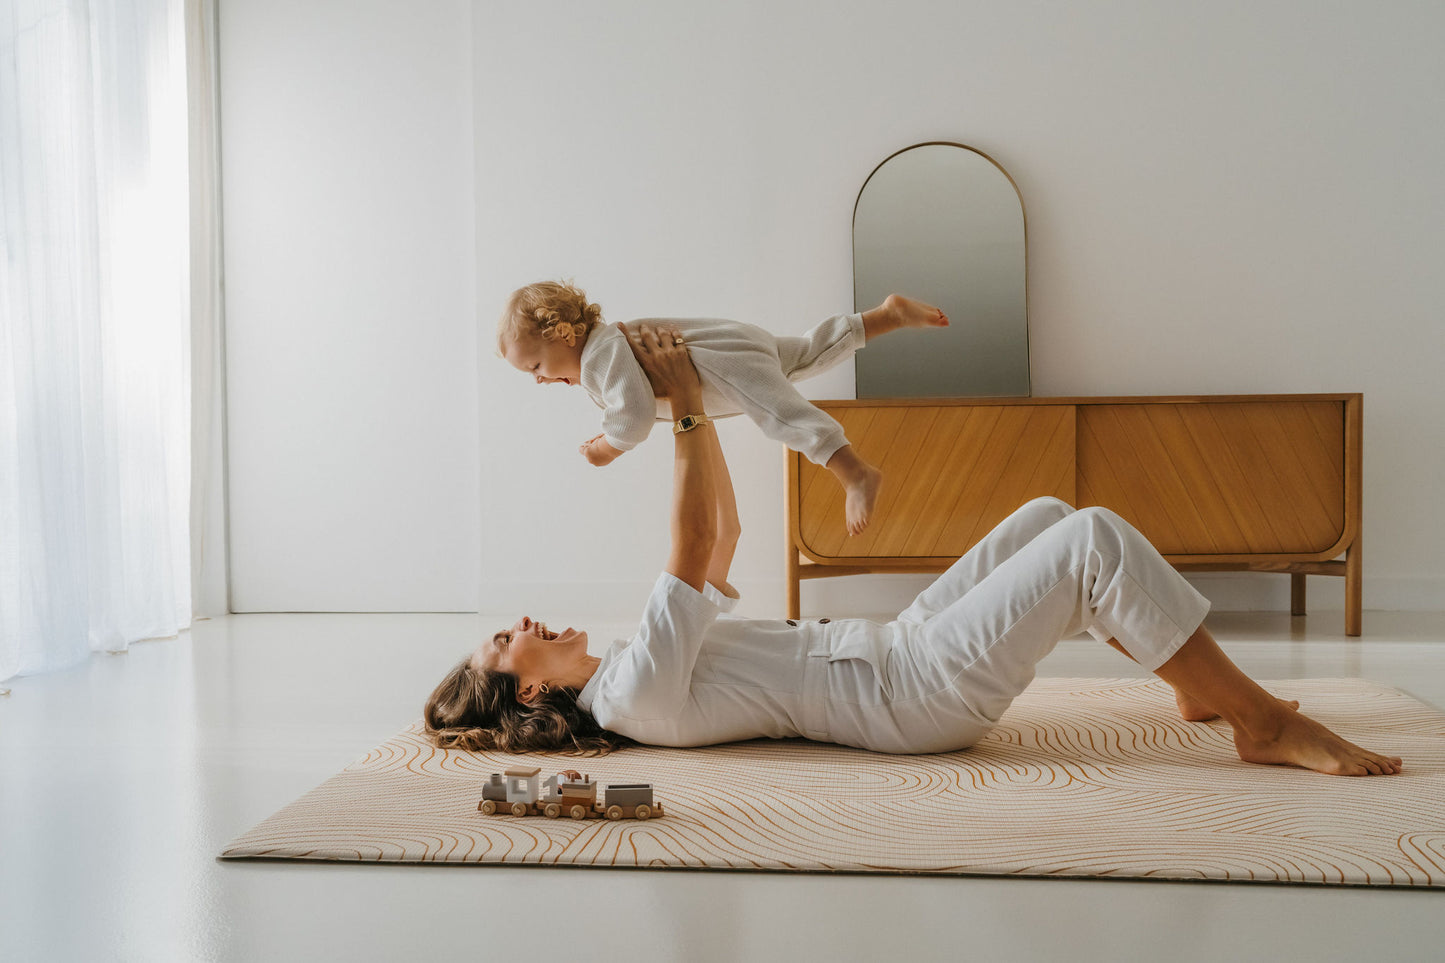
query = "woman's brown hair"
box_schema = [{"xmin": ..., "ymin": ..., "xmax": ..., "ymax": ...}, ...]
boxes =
[{"xmin": 423, "ymin": 657, "xmax": 629, "ymax": 755}]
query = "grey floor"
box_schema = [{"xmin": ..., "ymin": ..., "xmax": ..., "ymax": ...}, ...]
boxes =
[{"xmin": 4, "ymin": 607, "xmax": 1445, "ymax": 963}]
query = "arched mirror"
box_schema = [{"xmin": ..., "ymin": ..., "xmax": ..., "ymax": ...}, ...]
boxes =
[{"xmin": 853, "ymin": 143, "xmax": 1030, "ymax": 397}]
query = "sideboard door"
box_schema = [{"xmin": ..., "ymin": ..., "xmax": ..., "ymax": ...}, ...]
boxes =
[
  {"xmin": 1076, "ymin": 401, "xmax": 1346, "ymax": 558},
  {"xmin": 796, "ymin": 404, "xmax": 1076, "ymax": 563}
]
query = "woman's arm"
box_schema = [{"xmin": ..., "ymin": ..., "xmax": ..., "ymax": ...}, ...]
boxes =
[
  {"xmin": 624, "ymin": 323, "xmax": 717, "ymax": 593},
  {"xmin": 703, "ymin": 426, "xmax": 741, "ymax": 599}
]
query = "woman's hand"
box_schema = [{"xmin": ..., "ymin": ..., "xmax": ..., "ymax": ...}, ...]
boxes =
[{"xmin": 622, "ymin": 322, "xmax": 701, "ymax": 404}]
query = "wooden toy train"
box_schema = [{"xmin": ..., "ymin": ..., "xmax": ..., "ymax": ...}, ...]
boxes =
[{"xmin": 479, "ymin": 767, "xmax": 663, "ymax": 821}]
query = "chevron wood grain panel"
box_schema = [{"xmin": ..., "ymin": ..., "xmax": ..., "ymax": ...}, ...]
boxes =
[
  {"xmin": 1077, "ymin": 402, "xmax": 1344, "ymax": 555},
  {"xmin": 795, "ymin": 405, "xmax": 1074, "ymax": 560}
]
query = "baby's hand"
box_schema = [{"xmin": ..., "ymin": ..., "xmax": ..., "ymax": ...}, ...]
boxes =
[{"xmin": 580, "ymin": 434, "xmax": 623, "ymax": 467}]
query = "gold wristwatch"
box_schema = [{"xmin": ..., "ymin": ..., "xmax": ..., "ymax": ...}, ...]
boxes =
[{"xmin": 673, "ymin": 413, "xmax": 709, "ymax": 434}]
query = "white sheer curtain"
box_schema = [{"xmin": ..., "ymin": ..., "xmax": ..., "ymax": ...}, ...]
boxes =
[{"xmin": 1, "ymin": 0, "xmax": 192, "ymax": 681}]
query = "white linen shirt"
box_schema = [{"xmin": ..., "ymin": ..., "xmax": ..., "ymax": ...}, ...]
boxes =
[
  {"xmin": 576, "ymin": 574, "xmax": 809, "ymax": 747},
  {"xmin": 575, "ymin": 573, "xmax": 929, "ymax": 752}
]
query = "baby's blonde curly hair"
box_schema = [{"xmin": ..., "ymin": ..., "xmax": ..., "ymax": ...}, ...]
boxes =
[{"xmin": 498, "ymin": 280, "xmax": 603, "ymax": 355}]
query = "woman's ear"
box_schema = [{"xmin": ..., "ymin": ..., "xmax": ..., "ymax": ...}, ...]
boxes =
[{"xmin": 517, "ymin": 681, "xmax": 542, "ymax": 706}]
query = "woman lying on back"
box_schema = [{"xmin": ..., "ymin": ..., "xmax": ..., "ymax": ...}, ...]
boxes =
[{"xmin": 425, "ymin": 324, "xmax": 1401, "ymax": 776}]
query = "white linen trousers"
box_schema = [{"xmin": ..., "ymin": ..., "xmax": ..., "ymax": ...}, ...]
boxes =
[
  {"xmin": 818, "ymin": 496, "xmax": 1211, "ymax": 753},
  {"xmin": 582, "ymin": 497, "xmax": 1211, "ymax": 754}
]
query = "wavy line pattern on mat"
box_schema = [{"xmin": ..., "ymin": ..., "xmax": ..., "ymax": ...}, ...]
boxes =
[{"xmin": 222, "ymin": 678, "xmax": 1445, "ymax": 886}]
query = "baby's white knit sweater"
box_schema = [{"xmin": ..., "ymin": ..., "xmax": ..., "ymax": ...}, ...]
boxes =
[{"xmin": 578, "ymin": 313, "xmax": 864, "ymax": 465}]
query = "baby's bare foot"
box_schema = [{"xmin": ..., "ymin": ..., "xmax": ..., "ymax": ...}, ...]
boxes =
[
  {"xmin": 843, "ymin": 463, "xmax": 882, "ymax": 536},
  {"xmin": 885, "ymin": 293, "xmax": 949, "ymax": 329},
  {"xmin": 1233, "ymin": 708, "xmax": 1403, "ymax": 776}
]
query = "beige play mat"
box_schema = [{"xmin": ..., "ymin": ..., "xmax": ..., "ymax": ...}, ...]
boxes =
[{"xmin": 221, "ymin": 678, "xmax": 1445, "ymax": 886}]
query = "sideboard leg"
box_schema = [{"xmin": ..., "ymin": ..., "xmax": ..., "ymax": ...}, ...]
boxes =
[
  {"xmin": 1345, "ymin": 540, "xmax": 1362, "ymax": 637},
  {"xmin": 786, "ymin": 550, "xmax": 800, "ymax": 620},
  {"xmin": 1290, "ymin": 573, "xmax": 1307, "ymax": 616}
]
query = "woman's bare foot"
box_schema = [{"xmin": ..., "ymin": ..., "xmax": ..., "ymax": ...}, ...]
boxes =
[
  {"xmin": 1232, "ymin": 706, "xmax": 1403, "ymax": 776},
  {"xmin": 1175, "ymin": 688, "xmax": 1220, "ymax": 721},
  {"xmin": 826, "ymin": 446, "xmax": 882, "ymax": 536},
  {"xmin": 1175, "ymin": 689, "xmax": 1299, "ymax": 722},
  {"xmin": 861, "ymin": 294, "xmax": 949, "ymax": 341}
]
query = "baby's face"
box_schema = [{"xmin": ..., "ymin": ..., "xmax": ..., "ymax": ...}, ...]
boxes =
[{"xmin": 503, "ymin": 334, "xmax": 583, "ymax": 386}]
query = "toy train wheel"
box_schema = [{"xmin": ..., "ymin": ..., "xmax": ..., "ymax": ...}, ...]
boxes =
[
  {"xmin": 543, "ymin": 803, "xmax": 561, "ymax": 818},
  {"xmin": 634, "ymin": 804, "xmax": 651, "ymax": 820},
  {"xmin": 480, "ymin": 799, "xmax": 496, "ymax": 815},
  {"xmin": 511, "ymin": 802, "xmax": 528, "ymax": 817},
  {"xmin": 569, "ymin": 805, "xmax": 587, "ymax": 820},
  {"xmin": 606, "ymin": 805, "xmax": 623, "ymax": 820}
]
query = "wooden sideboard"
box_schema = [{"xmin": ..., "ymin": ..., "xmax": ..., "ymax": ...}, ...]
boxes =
[{"xmin": 786, "ymin": 394, "xmax": 1362, "ymax": 635}]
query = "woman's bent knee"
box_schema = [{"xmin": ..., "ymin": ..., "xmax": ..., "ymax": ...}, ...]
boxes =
[
  {"xmin": 1028, "ymin": 495, "xmax": 1073, "ymax": 512},
  {"xmin": 1018, "ymin": 496, "xmax": 1074, "ymax": 522},
  {"xmin": 1073, "ymin": 504, "xmax": 1130, "ymax": 535},
  {"xmin": 1063, "ymin": 505, "xmax": 1127, "ymax": 547}
]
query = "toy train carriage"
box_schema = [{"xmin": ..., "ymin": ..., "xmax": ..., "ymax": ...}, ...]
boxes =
[
  {"xmin": 598, "ymin": 783, "xmax": 656, "ymax": 820},
  {"xmin": 478, "ymin": 767, "xmax": 663, "ymax": 820}
]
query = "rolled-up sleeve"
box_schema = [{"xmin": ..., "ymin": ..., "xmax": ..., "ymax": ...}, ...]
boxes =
[{"xmin": 593, "ymin": 573, "xmax": 720, "ymax": 725}]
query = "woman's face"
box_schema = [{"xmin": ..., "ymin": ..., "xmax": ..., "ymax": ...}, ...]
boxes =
[{"xmin": 472, "ymin": 616, "xmax": 589, "ymax": 688}]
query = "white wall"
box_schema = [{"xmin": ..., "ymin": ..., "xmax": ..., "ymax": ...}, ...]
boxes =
[
  {"xmin": 220, "ymin": 0, "xmax": 1445, "ymax": 619},
  {"xmin": 220, "ymin": 0, "xmax": 478, "ymax": 610},
  {"xmin": 475, "ymin": 0, "xmax": 1445, "ymax": 620}
]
